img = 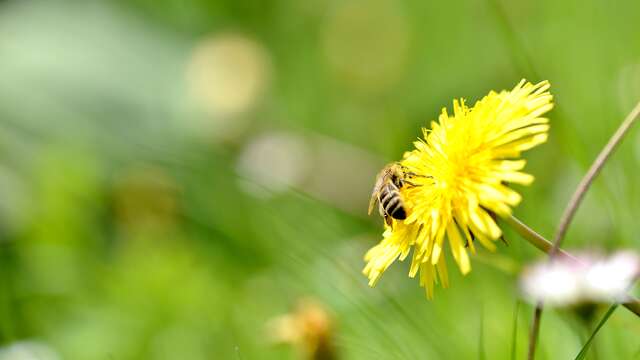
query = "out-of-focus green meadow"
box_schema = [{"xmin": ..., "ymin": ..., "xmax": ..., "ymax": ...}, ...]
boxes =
[{"xmin": 0, "ymin": 0, "xmax": 639, "ymax": 359}]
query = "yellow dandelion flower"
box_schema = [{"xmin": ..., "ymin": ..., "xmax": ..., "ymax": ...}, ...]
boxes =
[{"xmin": 364, "ymin": 79, "xmax": 553, "ymax": 298}]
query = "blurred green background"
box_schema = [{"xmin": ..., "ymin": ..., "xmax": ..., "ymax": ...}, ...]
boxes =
[{"xmin": 0, "ymin": 0, "xmax": 639, "ymax": 359}]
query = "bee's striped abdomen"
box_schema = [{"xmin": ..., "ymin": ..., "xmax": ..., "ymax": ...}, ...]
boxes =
[{"xmin": 380, "ymin": 183, "xmax": 407, "ymax": 220}]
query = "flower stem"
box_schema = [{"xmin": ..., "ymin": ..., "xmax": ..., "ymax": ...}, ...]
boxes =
[
  {"xmin": 502, "ymin": 215, "xmax": 577, "ymax": 262},
  {"xmin": 502, "ymin": 214, "xmax": 640, "ymax": 318},
  {"xmin": 527, "ymin": 304, "xmax": 543, "ymax": 360}
]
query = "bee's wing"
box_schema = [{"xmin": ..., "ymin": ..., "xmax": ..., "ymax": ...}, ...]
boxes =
[
  {"xmin": 367, "ymin": 189, "xmax": 378, "ymax": 215},
  {"xmin": 368, "ymin": 174, "xmax": 385, "ymax": 215}
]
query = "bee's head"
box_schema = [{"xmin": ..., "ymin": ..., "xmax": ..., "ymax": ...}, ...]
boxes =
[{"xmin": 388, "ymin": 163, "xmax": 405, "ymax": 184}]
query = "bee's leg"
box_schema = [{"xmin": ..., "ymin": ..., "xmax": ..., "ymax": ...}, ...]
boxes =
[
  {"xmin": 378, "ymin": 201, "xmax": 387, "ymax": 218},
  {"xmin": 384, "ymin": 214, "xmax": 393, "ymax": 227},
  {"xmin": 404, "ymin": 171, "xmax": 432, "ymax": 179},
  {"xmin": 400, "ymin": 179, "xmax": 421, "ymax": 188}
]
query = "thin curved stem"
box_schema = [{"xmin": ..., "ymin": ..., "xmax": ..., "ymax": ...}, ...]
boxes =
[{"xmin": 550, "ymin": 100, "xmax": 640, "ymax": 254}]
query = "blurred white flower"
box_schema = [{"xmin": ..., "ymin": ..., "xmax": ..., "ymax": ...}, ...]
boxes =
[
  {"xmin": 520, "ymin": 251, "xmax": 640, "ymax": 306},
  {"xmin": 583, "ymin": 252, "xmax": 640, "ymax": 301},
  {"xmin": 521, "ymin": 260, "xmax": 583, "ymax": 306},
  {"xmin": 236, "ymin": 131, "xmax": 311, "ymax": 195},
  {"xmin": 0, "ymin": 341, "xmax": 60, "ymax": 360},
  {"xmin": 236, "ymin": 131, "xmax": 381, "ymax": 214}
]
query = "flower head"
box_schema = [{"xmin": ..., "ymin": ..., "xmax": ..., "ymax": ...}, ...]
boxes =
[
  {"xmin": 520, "ymin": 252, "xmax": 640, "ymax": 306},
  {"xmin": 364, "ymin": 79, "xmax": 554, "ymax": 298},
  {"xmin": 267, "ymin": 298, "xmax": 336, "ymax": 360}
]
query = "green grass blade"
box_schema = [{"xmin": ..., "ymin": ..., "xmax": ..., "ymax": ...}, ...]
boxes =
[
  {"xmin": 574, "ymin": 304, "xmax": 619, "ymax": 360},
  {"xmin": 510, "ymin": 301, "xmax": 520, "ymax": 360},
  {"xmin": 479, "ymin": 307, "xmax": 486, "ymax": 360}
]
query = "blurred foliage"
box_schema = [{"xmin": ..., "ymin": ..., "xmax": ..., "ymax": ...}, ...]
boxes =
[{"xmin": 0, "ymin": 0, "xmax": 639, "ymax": 359}]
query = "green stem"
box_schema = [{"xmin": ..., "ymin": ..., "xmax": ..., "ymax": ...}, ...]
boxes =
[
  {"xmin": 510, "ymin": 301, "xmax": 520, "ymax": 360},
  {"xmin": 501, "ymin": 215, "xmax": 577, "ymax": 262},
  {"xmin": 574, "ymin": 305, "xmax": 619, "ymax": 360}
]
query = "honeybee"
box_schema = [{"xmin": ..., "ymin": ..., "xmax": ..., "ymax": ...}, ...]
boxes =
[{"xmin": 368, "ymin": 163, "xmax": 420, "ymax": 226}]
